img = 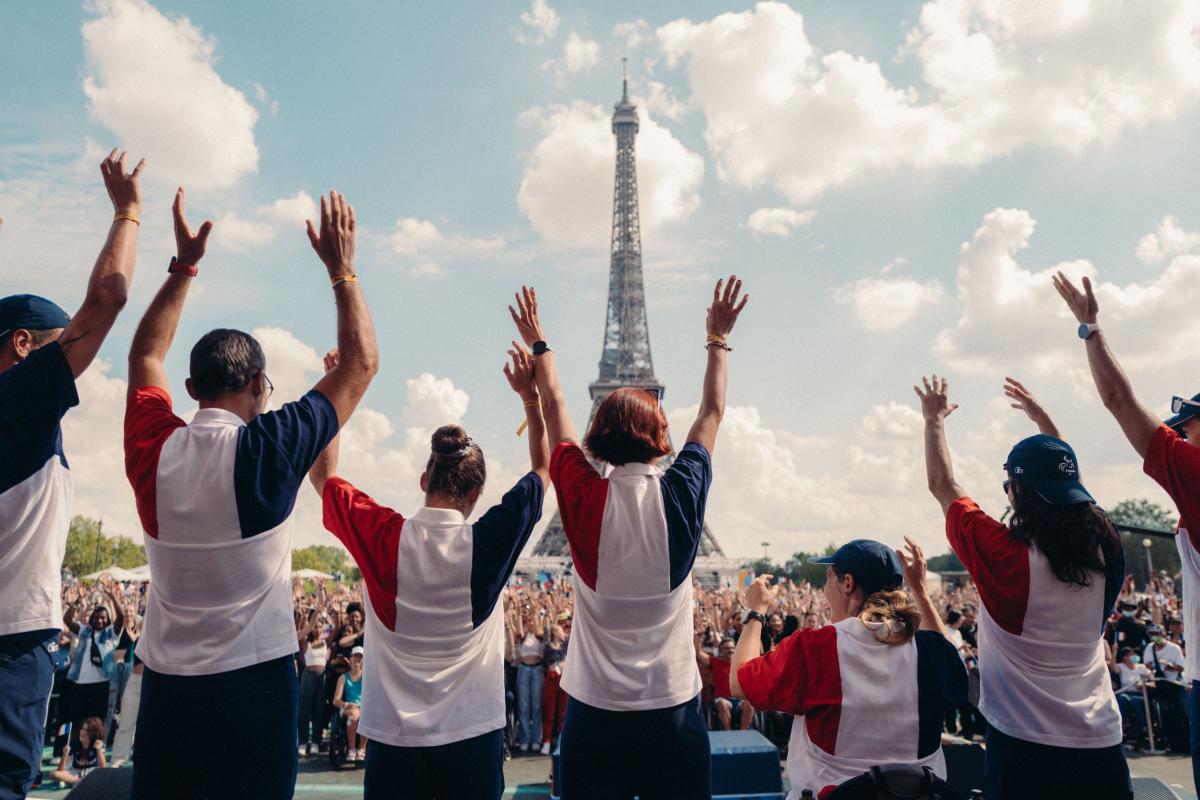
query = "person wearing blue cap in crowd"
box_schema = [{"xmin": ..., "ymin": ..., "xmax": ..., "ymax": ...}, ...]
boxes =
[
  {"xmin": 1055, "ymin": 271, "xmax": 1200, "ymax": 793},
  {"xmin": 0, "ymin": 148, "xmax": 144, "ymax": 800},
  {"xmin": 731, "ymin": 537, "xmax": 966, "ymax": 799},
  {"xmin": 917, "ymin": 373, "xmax": 1128, "ymax": 800}
]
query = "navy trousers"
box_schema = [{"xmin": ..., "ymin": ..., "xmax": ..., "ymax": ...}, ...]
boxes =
[
  {"xmin": 559, "ymin": 694, "xmax": 710, "ymax": 800},
  {"xmin": 0, "ymin": 630, "xmax": 56, "ymax": 800},
  {"xmin": 984, "ymin": 724, "xmax": 1132, "ymax": 800},
  {"xmin": 363, "ymin": 728, "xmax": 504, "ymax": 800},
  {"xmin": 131, "ymin": 655, "xmax": 298, "ymax": 800}
]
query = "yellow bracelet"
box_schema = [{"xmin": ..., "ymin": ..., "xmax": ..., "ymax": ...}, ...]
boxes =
[
  {"xmin": 523, "ymin": 399, "xmax": 540, "ymax": 408},
  {"xmin": 113, "ymin": 213, "xmax": 140, "ymax": 225},
  {"xmin": 331, "ymin": 274, "xmax": 359, "ymax": 288}
]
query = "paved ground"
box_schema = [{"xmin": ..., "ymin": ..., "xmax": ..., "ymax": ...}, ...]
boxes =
[{"xmin": 28, "ymin": 749, "xmax": 1199, "ymax": 798}]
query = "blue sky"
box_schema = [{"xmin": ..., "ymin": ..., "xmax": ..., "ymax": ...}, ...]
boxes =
[{"xmin": 4, "ymin": 0, "xmax": 1200, "ymax": 558}]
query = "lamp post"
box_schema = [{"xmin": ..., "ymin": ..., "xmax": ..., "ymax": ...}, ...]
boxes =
[
  {"xmin": 761, "ymin": 541, "xmax": 770, "ymax": 562},
  {"xmin": 1142, "ymin": 538, "xmax": 1154, "ymax": 588}
]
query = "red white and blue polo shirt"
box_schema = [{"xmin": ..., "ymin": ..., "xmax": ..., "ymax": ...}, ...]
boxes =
[
  {"xmin": 1144, "ymin": 424, "xmax": 1200, "ymax": 685},
  {"xmin": 946, "ymin": 496, "xmax": 1123, "ymax": 748},
  {"xmin": 550, "ymin": 441, "xmax": 711, "ymax": 711},
  {"xmin": 124, "ymin": 386, "xmax": 338, "ymax": 675},
  {"xmin": 0, "ymin": 343, "xmax": 78, "ymax": 636},
  {"xmin": 321, "ymin": 472, "xmax": 543, "ymax": 747},
  {"xmin": 737, "ymin": 621, "xmax": 965, "ymax": 800}
]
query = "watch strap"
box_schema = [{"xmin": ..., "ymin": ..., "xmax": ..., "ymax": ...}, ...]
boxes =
[
  {"xmin": 532, "ymin": 340, "xmax": 551, "ymax": 356},
  {"xmin": 168, "ymin": 256, "xmax": 198, "ymax": 277},
  {"xmin": 742, "ymin": 610, "xmax": 767, "ymax": 626}
]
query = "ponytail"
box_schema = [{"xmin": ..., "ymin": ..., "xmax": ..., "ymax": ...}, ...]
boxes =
[
  {"xmin": 425, "ymin": 425, "xmax": 486, "ymax": 501},
  {"xmin": 857, "ymin": 589, "xmax": 921, "ymax": 646}
]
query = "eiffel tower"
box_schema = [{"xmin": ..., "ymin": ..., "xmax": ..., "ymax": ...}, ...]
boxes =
[{"xmin": 533, "ymin": 68, "xmax": 725, "ymax": 558}]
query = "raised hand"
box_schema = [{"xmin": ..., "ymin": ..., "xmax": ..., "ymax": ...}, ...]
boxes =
[
  {"xmin": 707, "ymin": 275, "xmax": 749, "ymax": 339},
  {"xmin": 745, "ymin": 574, "xmax": 779, "ymax": 615},
  {"xmin": 1004, "ymin": 376, "xmax": 1061, "ymax": 437},
  {"xmin": 306, "ymin": 191, "xmax": 356, "ymax": 277},
  {"xmin": 914, "ymin": 375, "xmax": 958, "ymax": 422},
  {"xmin": 1052, "ymin": 271, "xmax": 1098, "ymax": 324},
  {"xmin": 323, "ymin": 347, "xmax": 339, "ymax": 374},
  {"xmin": 173, "ymin": 188, "xmax": 213, "ymax": 268},
  {"xmin": 503, "ymin": 341, "xmax": 537, "ymax": 401},
  {"xmin": 100, "ymin": 148, "xmax": 145, "ymax": 216},
  {"xmin": 897, "ymin": 536, "xmax": 927, "ymax": 593},
  {"xmin": 508, "ymin": 286, "xmax": 546, "ymax": 347}
]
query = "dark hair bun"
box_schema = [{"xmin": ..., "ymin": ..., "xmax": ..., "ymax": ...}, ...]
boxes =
[{"xmin": 431, "ymin": 425, "xmax": 470, "ymax": 455}]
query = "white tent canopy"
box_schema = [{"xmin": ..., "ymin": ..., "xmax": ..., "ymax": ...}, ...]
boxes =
[
  {"xmin": 82, "ymin": 566, "xmax": 149, "ymax": 582},
  {"xmin": 292, "ymin": 568, "xmax": 334, "ymax": 580}
]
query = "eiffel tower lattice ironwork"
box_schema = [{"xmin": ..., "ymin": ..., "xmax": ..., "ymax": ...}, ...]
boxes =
[{"xmin": 532, "ymin": 69, "xmax": 725, "ymax": 558}]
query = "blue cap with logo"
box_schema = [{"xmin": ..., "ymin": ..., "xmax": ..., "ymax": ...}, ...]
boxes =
[
  {"xmin": 1005, "ymin": 434, "xmax": 1094, "ymax": 505},
  {"xmin": 1165, "ymin": 393, "xmax": 1200, "ymax": 435},
  {"xmin": 809, "ymin": 539, "xmax": 904, "ymax": 597},
  {"xmin": 0, "ymin": 294, "xmax": 70, "ymax": 339}
]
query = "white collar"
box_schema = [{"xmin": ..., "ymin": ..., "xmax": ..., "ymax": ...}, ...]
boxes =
[
  {"xmin": 412, "ymin": 506, "xmax": 466, "ymax": 525},
  {"xmin": 191, "ymin": 408, "xmax": 245, "ymax": 428},
  {"xmin": 608, "ymin": 461, "xmax": 662, "ymax": 478}
]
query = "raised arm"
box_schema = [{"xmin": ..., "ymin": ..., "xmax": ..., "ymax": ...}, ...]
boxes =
[
  {"xmin": 687, "ymin": 275, "xmax": 749, "ymax": 453},
  {"xmin": 729, "ymin": 574, "xmax": 778, "ymax": 699},
  {"xmin": 63, "ymin": 602, "xmax": 80, "ymax": 636},
  {"xmin": 504, "ymin": 342, "xmax": 550, "ymax": 487},
  {"xmin": 308, "ymin": 348, "xmax": 342, "ymax": 495},
  {"xmin": 59, "ymin": 149, "xmax": 145, "ymax": 378},
  {"xmin": 510, "ymin": 287, "xmax": 578, "ymax": 447},
  {"xmin": 309, "ymin": 193, "xmax": 379, "ymax": 426},
  {"xmin": 916, "ymin": 375, "xmax": 966, "ymax": 515},
  {"xmin": 127, "ymin": 188, "xmax": 212, "ymax": 393},
  {"xmin": 898, "ymin": 537, "xmax": 949, "ymax": 638},
  {"xmin": 1052, "ymin": 272, "xmax": 1159, "ymax": 456},
  {"xmin": 102, "ymin": 577, "xmax": 125, "ymax": 635},
  {"xmin": 1004, "ymin": 377, "xmax": 1062, "ymax": 439}
]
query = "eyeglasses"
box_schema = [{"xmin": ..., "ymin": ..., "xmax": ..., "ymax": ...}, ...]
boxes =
[
  {"xmin": 1172, "ymin": 396, "xmax": 1200, "ymax": 414},
  {"xmin": 263, "ymin": 372, "xmax": 274, "ymax": 397},
  {"xmin": 1002, "ymin": 480, "xmax": 1011, "ymax": 494}
]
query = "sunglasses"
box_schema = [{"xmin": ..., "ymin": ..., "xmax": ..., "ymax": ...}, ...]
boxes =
[
  {"xmin": 1002, "ymin": 479, "xmax": 1011, "ymax": 494},
  {"xmin": 1172, "ymin": 396, "xmax": 1200, "ymax": 414}
]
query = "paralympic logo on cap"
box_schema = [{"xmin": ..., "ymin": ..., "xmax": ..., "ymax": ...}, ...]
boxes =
[{"xmin": 1058, "ymin": 455, "xmax": 1077, "ymax": 476}]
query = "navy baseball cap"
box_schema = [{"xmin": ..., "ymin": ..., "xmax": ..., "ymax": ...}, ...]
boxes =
[
  {"xmin": 1005, "ymin": 434, "xmax": 1095, "ymax": 505},
  {"xmin": 1165, "ymin": 392, "xmax": 1200, "ymax": 434},
  {"xmin": 810, "ymin": 539, "xmax": 903, "ymax": 597},
  {"xmin": 0, "ymin": 294, "xmax": 70, "ymax": 339}
]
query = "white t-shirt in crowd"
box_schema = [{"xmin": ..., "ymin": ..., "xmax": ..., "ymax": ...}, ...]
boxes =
[
  {"xmin": 1116, "ymin": 662, "xmax": 1152, "ymax": 692},
  {"xmin": 1144, "ymin": 641, "xmax": 1186, "ymax": 682}
]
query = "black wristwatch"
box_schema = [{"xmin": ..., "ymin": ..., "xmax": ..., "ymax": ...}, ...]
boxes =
[
  {"xmin": 742, "ymin": 610, "xmax": 767, "ymax": 627},
  {"xmin": 532, "ymin": 340, "xmax": 551, "ymax": 356}
]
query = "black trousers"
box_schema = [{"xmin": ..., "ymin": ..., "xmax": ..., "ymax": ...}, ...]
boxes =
[{"xmin": 363, "ymin": 729, "xmax": 504, "ymax": 800}]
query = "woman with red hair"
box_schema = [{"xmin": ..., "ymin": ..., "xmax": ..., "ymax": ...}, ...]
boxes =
[{"xmin": 509, "ymin": 276, "xmax": 748, "ymax": 800}]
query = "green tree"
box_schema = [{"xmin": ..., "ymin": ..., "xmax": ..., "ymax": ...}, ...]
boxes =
[
  {"xmin": 292, "ymin": 544, "xmax": 358, "ymax": 579},
  {"xmin": 1108, "ymin": 499, "xmax": 1179, "ymax": 587},
  {"xmin": 63, "ymin": 515, "xmax": 146, "ymax": 577},
  {"xmin": 927, "ymin": 551, "xmax": 965, "ymax": 573}
]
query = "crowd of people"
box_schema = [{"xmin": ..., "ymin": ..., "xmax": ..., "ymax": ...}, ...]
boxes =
[{"xmin": 5, "ymin": 149, "xmax": 1200, "ymax": 800}]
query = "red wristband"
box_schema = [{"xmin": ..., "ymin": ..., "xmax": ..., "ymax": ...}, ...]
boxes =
[{"xmin": 168, "ymin": 256, "xmax": 198, "ymax": 277}]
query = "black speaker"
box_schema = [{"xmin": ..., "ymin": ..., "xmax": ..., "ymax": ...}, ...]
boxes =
[
  {"xmin": 942, "ymin": 740, "xmax": 985, "ymax": 796},
  {"xmin": 65, "ymin": 767, "xmax": 133, "ymax": 800},
  {"xmin": 1132, "ymin": 777, "xmax": 1184, "ymax": 800}
]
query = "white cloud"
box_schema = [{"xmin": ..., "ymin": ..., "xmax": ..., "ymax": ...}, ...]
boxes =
[
  {"xmin": 389, "ymin": 217, "xmax": 504, "ymax": 275},
  {"xmin": 82, "ymin": 0, "xmax": 260, "ymax": 189},
  {"xmin": 519, "ymin": 0, "xmax": 560, "ymax": 44},
  {"xmin": 548, "ymin": 32, "xmax": 601, "ymax": 76},
  {"xmin": 518, "ymin": 102, "xmax": 704, "ymax": 246},
  {"xmin": 658, "ymin": 1, "xmax": 1200, "ymax": 202},
  {"xmin": 640, "ymin": 81, "xmax": 688, "ymax": 122},
  {"xmin": 212, "ymin": 191, "xmax": 316, "ymax": 253},
  {"xmin": 614, "ymin": 20, "xmax": 650, "ymax": 52},
  {"xmin": 833, "ymin": 275, "xmax": 944, "ymax": 332},
  {"xmin": 251, "ymin": 82, "xmax": 279, "ymax": 117},
  {"xmin": 934, "ymin": 208, "xmax": 1200, "ymax": 379},
  {"xmin": 1136, "ymin": 215, "xmax": 1200, "ymax": 265},
  {"xmin": 745, "ymin": 207, "xmax": 815, "ymax": 237}
]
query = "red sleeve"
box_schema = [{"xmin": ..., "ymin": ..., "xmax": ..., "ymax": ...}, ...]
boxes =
[
  {"xmin": 945, "ymin": 497, "xmax": 1029, "ymax": 635},
  {"xmin": 1144, "ymin": 425, "xmax": 1200, "ymax": 550},
  {"xmin": 322, "ymin": 477, "xmax": 403, "ymax": 632},
  {"xmin": 549, "ymin": 443, "xmax": 608, "ymax": 591},
  {"xmin": 736, "ymin": 626, "xmax": 835, "ymax": 715},
  {"xmin": 123, "ymin": 387, "xmax": 185, "ymax": 539}
]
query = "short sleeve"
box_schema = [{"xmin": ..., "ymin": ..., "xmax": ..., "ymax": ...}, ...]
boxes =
[
  {"xmin": 471, "ymin": 473, "xmax": 546, "ymax": 627},
  {"xmin": 914, "ymin": 630, "xmax": 968, "ymax": 757},
  {"xmin": 736, "ymin": 626, "xmax": 829, "ymax": 714},
  {"xmin": 709, "ymin": 656, "xmax": 732, "ymax": 698},
  {"xmin": 0, "ymin": 342, "xmax": 79, "ymax": 493},
  {"xmin": 945, "ymin": 496, "xmax": 1029, "ymax": 635},
  {"xmin": 549, "ymin": 442, "xmax": 608, "ymax": 590},
  {"xmin": 235, "ymin": 390, "xmax": 340, "ymax": 537},
  {"xmin": 1144, "ymin": 425, "xmax": 1200, "ymax": 550},
  {"xmin": 124, "ymin": 387, "xmax": 186, "ymax": 538},
  {"xmin": 661, "ymin": 442, "xmax": 713, "ymax": 589},
  {"xmin": 322, "ymin": 476, "xmax": 403, "ymax": 632}
]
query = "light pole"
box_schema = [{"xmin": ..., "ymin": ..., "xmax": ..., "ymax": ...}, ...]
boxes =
[
  {"xmin": 1142, "ymin": 538, "xmax": 1154, "ymax": 588},
  {"xmin": 761, "ymin": 541, "xmax": 770, "ymax": 562}
]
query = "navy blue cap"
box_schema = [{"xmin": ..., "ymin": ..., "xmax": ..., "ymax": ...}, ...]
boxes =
[
  {"xmin": 1005, "ymin": 434, "xmax": 1095, "ymax": 505},
  {"xmin": 810, "ymin": 539, "xmax": 903, "ymax": 597},
  {"xmin": 0, "ymin": 294, "xmax": 69, "ymax": 338},
  {"xmin": 1165, "ymin": 392, "xmax": 1200, "ymax": 434}
]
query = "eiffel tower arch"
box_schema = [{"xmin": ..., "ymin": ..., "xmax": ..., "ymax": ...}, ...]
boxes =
[{"xmin": 531, "ymin": 70, "xmax": 725, "ymax": 563}]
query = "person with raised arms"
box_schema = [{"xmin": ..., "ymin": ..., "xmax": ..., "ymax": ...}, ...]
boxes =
[
  {"xmin": 0, "ymin": 148, "xmax": 144, "ymax": 800},
  {"xmin": 917, "ymin": 374, "xmax": 1128, "ymax": 800},
  {"xmin": 123, "ymin": 189, "xmax": 377, "ymax": 800},
  {"xmin": 509, "ymin": 278, "xmax": 746, "ymax": 800},
  {"xmin": 730, "ymin": 539, "xmax": 966, "ymax": 800},
  {"xmin": 1054, "ymin": 271, "xmax": 1200, "ymax": 792},
  {"xmin": 306, "ymin": 341, "xmax": 548, "ymax": 799}
]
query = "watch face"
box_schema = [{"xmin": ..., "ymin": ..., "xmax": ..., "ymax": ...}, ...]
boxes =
[{"xmin": 1078, "ymin": 323, "xmax": 1090, "ymax": 339}]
